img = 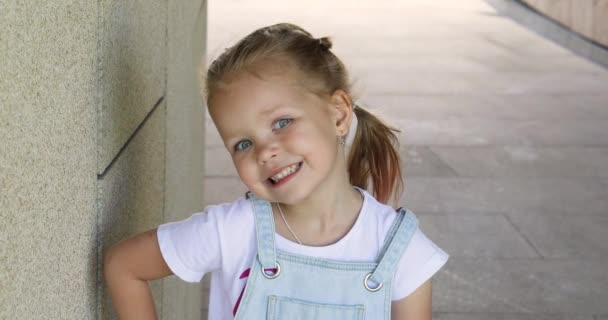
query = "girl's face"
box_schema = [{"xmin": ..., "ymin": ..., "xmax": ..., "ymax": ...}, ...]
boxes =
[{"xmin": 208, "ymin": 68, "xmax": 348, "ymax": 205}]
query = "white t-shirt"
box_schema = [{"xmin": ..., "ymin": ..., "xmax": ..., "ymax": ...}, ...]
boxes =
[{"xmin": 157, "ymin": 189, "xmax": 449, "ymax": 320}]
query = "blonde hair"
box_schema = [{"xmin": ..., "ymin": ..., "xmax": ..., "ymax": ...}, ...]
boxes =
[{"xmin": 204, "ymin": 23, "xmax": 403, "ymax": 205}]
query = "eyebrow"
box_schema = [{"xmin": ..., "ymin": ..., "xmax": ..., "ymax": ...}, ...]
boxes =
[
  {"xmin": 259, "ymin": 103, "xmax": 284, "ymax": 118},
  {"xmin": 223, "ymin": 103, "xmax": 289, "ymax": 144}
]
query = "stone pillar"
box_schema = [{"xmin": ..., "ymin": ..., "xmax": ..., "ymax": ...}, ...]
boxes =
[{"xmin": 0, "ymin": 0, "xmax": 207, "ymax": 318}]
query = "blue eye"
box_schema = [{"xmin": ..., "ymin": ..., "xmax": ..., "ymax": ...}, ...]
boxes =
[
  {"xmin": 234, "ymin": 139, "xmax": 252, "ymax": 151},
  {"xmin": 273, "ymin": 118, "xmax": 292, "ymax": 130}
]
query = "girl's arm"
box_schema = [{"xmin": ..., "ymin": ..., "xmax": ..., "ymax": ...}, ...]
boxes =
[
  {"xmin": 103, "ymin": 228, "xmax": 173, "ymax": 319},
  {"xmin": 391, "ymin": 279, "xmax": 433, "ymax": 320}
]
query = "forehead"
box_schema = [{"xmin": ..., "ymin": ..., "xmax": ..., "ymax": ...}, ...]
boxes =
[
  {"xmin": 207, "ymin": 70, "xmax": 326, "ymax": 138},
  {"xmin": 210, "ymin": 69, "xmax": 316, "ymax": 118}
]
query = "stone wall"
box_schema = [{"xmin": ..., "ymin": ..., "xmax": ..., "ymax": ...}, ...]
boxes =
[
  {"xmin": 0, "ymin": 0, "xmax": 207, "ymax": 318},
  {"xmin": 521, "ymin": 0, "xmax": 608, "ymax": 46}
]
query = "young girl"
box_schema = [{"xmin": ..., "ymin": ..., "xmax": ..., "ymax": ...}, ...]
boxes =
[{"xmin": 104, "ymin": 23, "xmax": 449, "ymax": 319}]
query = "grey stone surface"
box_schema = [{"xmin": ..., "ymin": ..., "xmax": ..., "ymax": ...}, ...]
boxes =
[
  {"xmin": 400, "ymin": 177, "xmax": 608, "ymax": 215},
  {"xmin": 461, "ymin": 50, "xmax": 601, "ymax": 72},
  {"xmin": 363, "ymin": 71, "xmax": 608, "ymax": 95},
  {"xmin": 401, "ymin": 146, "xmax": 459, "ymax": 178},
  {"xmin": 434, "ymin": 258, "xmax": 608, "ymax": 314},
  {"xmin": 162, "ymin": 0, "xmax": 207, "ymax": 318},
  {"xmin": 507, "ymin": 212, "xmax": 608, "ymax": 258},
  {"xmin": 416, "ymin": 213, "xmax": 539, "ymax": 258},
  {"xmin": 347, "ymin": 51, "xmax": 606, "ymax": 74},
  {"xmin": 360, "ymin": 94, "xmax": 608, "ymax": 121},
  {"xmin": 338, "ymin": 37, "xmax": 520, "ymax": 60},
  {"xmin": 393, "ymin": 117, "xmax": 608, "ymax": 146},
  {"xmin": 347, "ymin": 56, "xmax": 493, "ymax": 73},
  {"xmin": 430, "ymin": 146, "xmax": 608, "ymax": 178},
  {"xmin": 2, "ymin": 0, "xmax": 207, "ymax": 318},
  {"xmin": 0, "ymin": 2, "xmax": 98, "ymax": 319},
  {"xmin": 97, "ymin": 0, "xmax": 167, "ymax": 174},
  {"xmin": 98, "ymin": 101, "xmax": 166, "ymax": 319},
  {"xmin": 433, "ymin": 312, "xmax": 593, "ymax": 320}
]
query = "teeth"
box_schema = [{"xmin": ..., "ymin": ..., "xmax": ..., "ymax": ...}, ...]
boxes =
[{"xmin": 270, "ymin": 163, "xmax": 300, "ymax": 183}]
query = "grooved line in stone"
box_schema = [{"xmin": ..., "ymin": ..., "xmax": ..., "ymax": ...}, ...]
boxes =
[
  {"xmin": 503, "ymin": 212, "xmax": 545, "ymax": 259},
  {"xmin": 97, "ymin": 96, "xmax": 165, "ymax": 180}
]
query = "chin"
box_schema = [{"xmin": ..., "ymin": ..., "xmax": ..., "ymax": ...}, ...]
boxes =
[{"xmin": 278, "ymin": 186, "xmax": 319, "ymax": 206}]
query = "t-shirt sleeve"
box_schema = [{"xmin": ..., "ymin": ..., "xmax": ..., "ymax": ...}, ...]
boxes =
[
  {"xmin": 391, "ymin": 226, "xmax": 449, "ymax": 300},
  {"xmin": 157, "ymin": 206, "xmax": 223, "ymax": 283}
]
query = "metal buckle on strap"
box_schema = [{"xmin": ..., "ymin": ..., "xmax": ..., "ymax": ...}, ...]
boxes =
[
  {"xmin": 261, "ymin": 262, "xmax": 281, "ymax": 279},
  {"xmin": 364, "ymin": 273, "xmax": 383, "ymax": 292}
]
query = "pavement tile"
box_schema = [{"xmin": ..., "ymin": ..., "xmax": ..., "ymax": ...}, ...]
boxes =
[
  {"xmin": 360, "ymin": 94, "xmax": 608, "ymax": 121},
  {"xmin": 337, "ymin": 38, "xmax": 517, "ymax": 60},
  {"xmin": 433, "ymin": 312, "xmax": 593, "ymax": 320},
  {"xmin": 400, "ymin": 177, "xmax": 608, "ymax": 215},
  {"xmin": 484, "ymin": 94, "xmax": 608, "ymax": 121},
  {"xmin": 393, "ymin": 117, "xmax": 608, "ymax": 146},
  {"xmin": 506, "ymin": 212, "xmax": 608, "ymax": 259},
  {"xmin": 401, "ymin": 146, "xmax": 459, "ymax": 178},
  {"xmin": 362, "ymin": 71, "xmax": 608, "ymax": 95},
  {"xmin": 465, "ymin": 48, "xmax": 607, "ymax": 72},
  {"xmin": 416, "ymin": 213, "xmax": 539, "ymax": 258},
  {"xmin": 346, "ymin": 56, "xmax": 493, "ymax": 74},
  {"xmin": 479, "ymin": 30, "xmax": 575, "ymax": 56},
  {"xmin": 430, "ymin": 146, "xmax": 608, "ymax": 178},
  {"xmin": 433, "ymin": 258, "xmax": 608, "ymax": 314}
]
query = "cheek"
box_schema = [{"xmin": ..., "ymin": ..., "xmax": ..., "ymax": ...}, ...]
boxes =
[
  {"xmin": 233, "ymin": 157, "xmax": 255, "ymax": 181},
  {"xmin": 285, "ymin": 125, "xmax": 337, "ymax": 158}
]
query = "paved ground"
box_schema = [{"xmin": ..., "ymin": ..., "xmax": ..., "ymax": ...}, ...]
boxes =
[{"xmin": 202, "ymin": 0, "xmax": 608, "ymax": 318}]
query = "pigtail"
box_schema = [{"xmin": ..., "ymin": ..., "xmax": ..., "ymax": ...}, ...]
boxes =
[{"xmin": 347, "ymin": 106, "xmax": 403, "ymax": 206}]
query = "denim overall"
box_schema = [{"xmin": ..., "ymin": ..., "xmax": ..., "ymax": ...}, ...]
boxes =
[{"xmin": 234, "ymin": 192, "xmax": 419, "ymax": 320}]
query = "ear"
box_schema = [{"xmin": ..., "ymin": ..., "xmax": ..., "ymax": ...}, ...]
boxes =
[{"xmin": 328, "ymin": 89, "xmax": 353, "ymax": 137}]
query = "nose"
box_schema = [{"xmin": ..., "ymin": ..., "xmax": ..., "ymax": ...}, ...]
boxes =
[{"xmin": 256, "ymin": 139, "xmax": 279, "ymax": 165}]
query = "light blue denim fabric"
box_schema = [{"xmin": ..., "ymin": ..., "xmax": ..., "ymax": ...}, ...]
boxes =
[{"xmin": 234, "ymin": 191, "xmax": 418, "ymax": 320}]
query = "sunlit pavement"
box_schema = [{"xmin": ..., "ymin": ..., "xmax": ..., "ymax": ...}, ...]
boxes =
[{"xmin": 202, "ymin": 1, "xmax": 608, "ymax": 319}]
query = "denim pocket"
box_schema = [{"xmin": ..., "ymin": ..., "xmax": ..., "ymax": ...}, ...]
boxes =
[{"xmin": 267, "ymin": 295, "xmax": 365, "ymax": 320}]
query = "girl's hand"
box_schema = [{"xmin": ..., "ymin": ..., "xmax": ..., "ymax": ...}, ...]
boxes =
[
  {"xmin": 103, "ymin": 228, "xmax": 173, "ymax": 319},
  {"xmin": 391, "ymin": 279, "xmax": 433, "ymax": 320}
]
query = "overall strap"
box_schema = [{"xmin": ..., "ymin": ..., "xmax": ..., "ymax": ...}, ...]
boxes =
[
  {"xmin": 369, "ymin": 208, "xmax": 418, "ymax": 286},
  {"xmin": 246, "ymin": 192, "xmax": 277, "ymax": 270}
]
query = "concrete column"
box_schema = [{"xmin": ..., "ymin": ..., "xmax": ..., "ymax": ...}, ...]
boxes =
[{"xmin": 1, "ymin": 0, "xmax": 207, "ymax": 318}]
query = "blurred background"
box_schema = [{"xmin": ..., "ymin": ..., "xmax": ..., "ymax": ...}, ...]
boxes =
[
  {"xmin": 1, "ymin": 0, "xmax": 607, "ymax": 319},
  {"xmin": 205, "ymin": 1, "xmax": 608, "ymax": 318}
]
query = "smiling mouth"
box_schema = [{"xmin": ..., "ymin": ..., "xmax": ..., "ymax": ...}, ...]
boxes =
[{"xmin": 268, "ymin": 162, "xmax": 303, "ymax": 185}]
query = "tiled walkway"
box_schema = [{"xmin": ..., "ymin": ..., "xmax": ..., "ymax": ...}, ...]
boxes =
[{"xmin": 203, "ymin": 0, "xmax": 608, "ymax": 318}]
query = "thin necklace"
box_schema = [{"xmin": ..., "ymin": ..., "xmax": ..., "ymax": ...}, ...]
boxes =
[{"xmin": 276, "ymin": 203, "xmax": 303, "ymax": 245}]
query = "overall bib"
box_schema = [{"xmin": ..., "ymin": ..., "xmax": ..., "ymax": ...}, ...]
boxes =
[{"xmin": 234, "ymin": 192, "xmax": 418, "ymax": 320}]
